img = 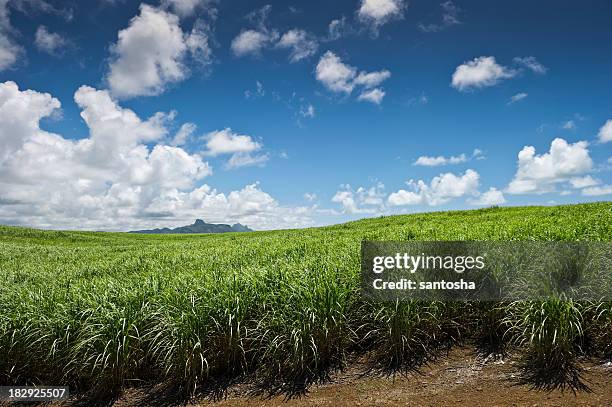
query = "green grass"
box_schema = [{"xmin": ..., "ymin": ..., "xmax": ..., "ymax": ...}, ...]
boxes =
[{"xmin": 0, "ymin": 202, "xmax": 611, "ymax": 395}]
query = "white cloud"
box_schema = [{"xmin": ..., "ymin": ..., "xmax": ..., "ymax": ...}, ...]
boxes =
[
  {"xmin": 327, "ymin": 16, "xmax": 351, "ymax": 40},
  {"xmin": 203, "ymin": 128, "xmax": 269, "ymax": 169},
  {"xmin": 0, "ymin": 81, "xmax": 310, "ymax": 231},
  {"xmin": 34, "ymin": 25, "xmax": 67, "ymax": 56},
  {"xmin": 316, "ymin": 51, "xmax": 391, "ymax": 102},
  {"xmin": 358, "ymin": 88, "xmax": 385, "ymax": 104},
  {"xmin": 354, "ymin": 70, "xmax": 391, "ymax": 88},
  {"xmin": 598, "ymin": 119, "xmax": 612, "ymax": 143},
  {"xmin": 231, "ymin": 29, "xmax": 273, "ymax": 57},
  {"xmin": 225, "ymin": 152, "xmax": 269, "ymax": 169},
  {"xmin": 418, "ymin": 1, "xmax": 461, "ymax": 32},
  {"xmin": 171, "ymin": 122, "xmax": 197, "ymax": 146},
  {"xmin": 451, "ymin": 56, "xmax": 516, "ymax": 91},
  {"xmin": 569, "ymin": 175, "xmax": 598, "ymax": 189},
  {"xmin": 513, "ymin": 56, "xmax": 547, "ymax": 74},
  {"xmin": 106, "ymin": 4, "xmax": 212, "ymax": 99},
  {"xmin": 276, "ymin": 29, "xmax": 318, "ymax": 62},
  {"xmin": 506, "ymin": 138, "xmax": 593, "ymax": 194},
  {"xmin": 582, "ymin": 185, "xmax": 612, "ymax": 196},
  {"xmin": 508, "ymin": 92, "xmax": 528, "ymax": 105},
  {"xmin": 0, "ymin": 0, "xmax": 22, "ymax": 71},
  {"xmin": 332, "ymin": 182, "xmax": 386, "ymax": 214},
  {"xmin": 414, "ymin": 149, "xmax": 483, "ymax": 166},
  {"xmin": 388, "ymin": 169, "xmax": 480, "ymax": 206},
  {"xmin": 204, "ymin": 128, "xmax": 261, "ymax": 156},
  {"xmin": 161, "ymin": 0, "xmax": 208, "ymax": 17},
  {"xmin": 414, "ymin": 153, "xmax": 466, "ymax": 166},
  {"xmin": 468, "ymin": 187, "xmax": 506, "ymax": 206},
  {"xmin": 315, "ymin": 51, "xmax": 357, "ymax": 94},
  {"xmin": 357, "ymin": 0, "xmax": 405, "ymax": 32}
]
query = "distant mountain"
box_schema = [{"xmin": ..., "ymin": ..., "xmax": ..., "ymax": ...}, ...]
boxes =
[{"xmin": 130, "ymin": 219, "xmax": 253, "ymax": 234}]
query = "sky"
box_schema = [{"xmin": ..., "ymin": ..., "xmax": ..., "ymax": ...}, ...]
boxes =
[{"xmin": 0, "ymin": 0, "xmax": 611, "ymax": 231}]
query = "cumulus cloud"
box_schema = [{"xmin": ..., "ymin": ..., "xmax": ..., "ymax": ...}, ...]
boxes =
[
  {"xmin": 508, "ymin": 92, "xmax": 528, "ymax": 105},
  {"xmin": 203, "ymin": 128, "xmax": 268, "ymax": 169},
  {"xmin": 414, "ymin": 154, "xmax": 466, "ymax": 166},
  {"xmin": 204, "ymin": 128, "xmax": 261, "ymax": 155},
  {"xmin": 451, "ymin": 56, "xmax": 516, "ymax": 91},
  {"xmin": 468, "ymin": 187, "xmax": 506, "ymax": 206},
  {"xmin": 513, "ymin": 56, "xmax": 547, "ymax": 74},
  {"xmin": 357, "ymin": 0, "xmax": 405, "ymax": 32},
  {"xmin": 106, "ymin": 4, "xmax": 213, "ymax": 99},
  {"xmin": 582, "ymin": 185, "xmax": 612, "ymax": 196},
  {"xmin": 0, "ymin": 0, "xmax": 23, "ymax": 71},
  {"xmin": 34, "ymin": 25, "xmax": 68, "ymax": 56},
  {"xmin": 569, "ymin": 175, "xmax": 598, "ymax": 189},
  {"xmin": 414, "ymin": 149, "xmax": 483, "ymax": 166},
  {"xmin": 358, "ymin": 88, "xmax": 385, "ymax": 104},
  {"xmin": 506, "ymin": 138, "xmax": 593, "ymax": 194},
  {"xmin": 276, "ymin": 29, "xmax": 318, "ymax": 62},
  {"xmin": 418, "ymin": 1, "xmax": 461, "ymax": 32},
  {"xmin": 388, "ymin": 169, "xmax": 480, "ymax": 206},
  {"xmin": 231, "ymin": 29, "xmax": 274, "ymax": 56},
  {"xmin": 231, "ymin": 5, "xmax": 319, "ymax": 62},
  {"xmin": 354, "ymin": 70, "xmax": 391, "ymax": 88},
  {"xmin": 0, "ymin": 81, "xmax": 309, "ymax": 231},
  {"xmin": 332, "ymin": 182, "xmax": 386, "ymax": 214},
  {"xmin": 161, "ymin": 0, "xmax": 209, "ymax": 17},
  {"xmin": 598, "ymin": 119, "xmax": 612, "ymax": 143},
  {"xmin": 315, "ymin": 51, "xmax": 357, "ymax": 94},
  {"xmin": 316, "ymin": 51, "xmax": 391, "ymax": 103}
]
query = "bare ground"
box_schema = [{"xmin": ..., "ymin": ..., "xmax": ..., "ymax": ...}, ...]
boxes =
[{"xmin": 51, "ymin": 347, "xmax": 612, "ymax": 407}]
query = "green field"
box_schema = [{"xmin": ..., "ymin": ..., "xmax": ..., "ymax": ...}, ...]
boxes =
[{"xmin": 1, "ymin": 202, "xmax": 611, "ymax": 396}]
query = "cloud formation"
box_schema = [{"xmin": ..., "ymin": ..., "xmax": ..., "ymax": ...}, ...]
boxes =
[
  {"xmin": 203, "ymin": 128, "xmax": 269, "ymax": 169},
  {"xmin": 451, "ymin": 56, "xmax": 516, "ymax": 91},
  {"xmin": 0, "ymin": 81, "xmax": 309, "ymax": 230},
  {"xmin": 316, "ymin": 51, "xmax": 391, "ymax": 103},
  {"xmin": 418, "ymin": 1, "xmax": 461, "ymax": 33},
  {"xmin": 414, "ymin": 149, "xmax": 483, "ymax": 166},
  {"xmin": 106, "ymin": 4, "xmax": 212, "ymax": 98},
  {"xmin": 513, "ymin": 56, "xmax": 547, "ymax": 74},
  {"xmin": 506, "ymin": 138, "xmax": 593, "ymax": 194},
  {"xmin": 508, "ymin": 92, "xmax": 528, "ymax": 105},
  {"xmin": 276, "ymin": 29, "xmax": 318, "ymax": 62},
  {"xmin": 598, "ymin": 119, "xmax": 612, "ymax": 143},
  {"xmin": 332, "ymin": 182, "xmax": 386, "ymax": 214},
  {"xmin": 357, "ymin": 0, "xmax": 405, "ymax": 33},
  {"xmin": 34, "ymin": 25, "xmax": 67, "ymax": 56},
  {"xmin": 388, "ymin": 169, "xmax": 480, "ymax": 206},
  {"xmin": 0, "ymin": 0, "xmax": 23, "ymax": 71}
]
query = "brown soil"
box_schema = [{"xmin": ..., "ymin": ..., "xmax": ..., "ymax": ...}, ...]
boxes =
[{"xmin": 61, "ymin": 347, "xmax": 612, "ymax": 407}]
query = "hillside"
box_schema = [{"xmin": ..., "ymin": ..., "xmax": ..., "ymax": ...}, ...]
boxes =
[{"xmin": 0, "ymin": 202, "xmax": 611, "ymax": 403}]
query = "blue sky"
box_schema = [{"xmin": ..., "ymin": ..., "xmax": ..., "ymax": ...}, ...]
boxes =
[{"xmin": 0, "ymin": 0, "xmax": 610, "ymax": 230}]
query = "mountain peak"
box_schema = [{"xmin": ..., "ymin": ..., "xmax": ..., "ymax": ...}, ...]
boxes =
[{"xmin": 130, "ymin": 220, "xmax": 253, "ymax": 234}]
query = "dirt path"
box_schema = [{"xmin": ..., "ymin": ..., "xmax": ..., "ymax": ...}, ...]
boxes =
[
  {"xmin": 69, "ymin": 347, "xmax": 612, "ymax": 407},
  {"xmin": 193, "ymin": 348, "xmax": 612, "ymax": 407}
]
